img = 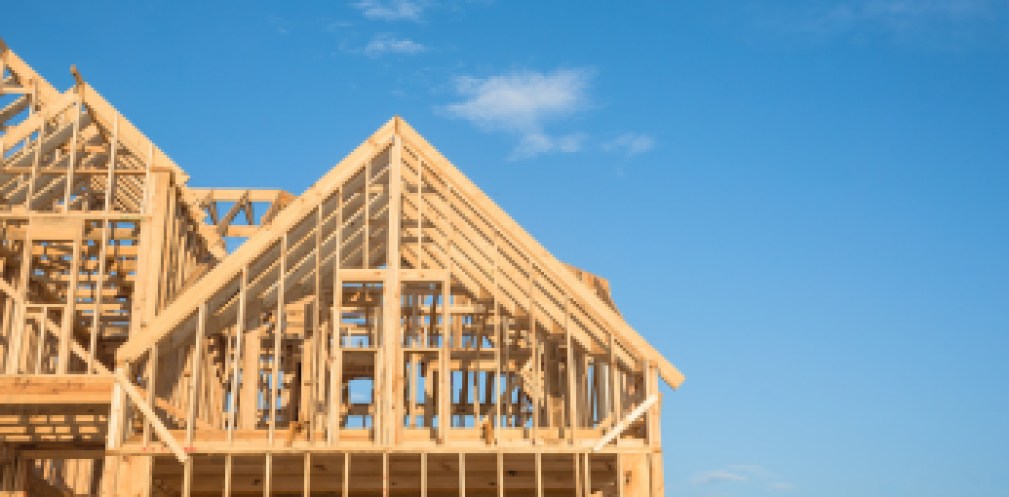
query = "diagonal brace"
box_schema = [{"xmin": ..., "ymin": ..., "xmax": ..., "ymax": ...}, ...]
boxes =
[{"xmin": 592, "ymin": 394, "xmax": 659, "ymax": 452}]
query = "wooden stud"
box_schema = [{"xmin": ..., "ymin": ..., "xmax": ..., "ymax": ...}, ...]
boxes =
[
  {"xmin": 270, "ymin": 235, "xmax": 287, "ymax": 445},
  {"xmin": 343, "ymin": 453, "xmax": 350, "ymax": 497},
  {"xmin": 187, "ymin": 305, "xmax": 207, "ymax": 446},
  {"xmin": 229, "ymin": 269, "xmax": 247, "ymax": 444},
  {"xmin": 224, "ymin": 454, "xmax": 233, "ymax": 496},
  {"xmin": 264, "ymin": 453, "xmax": 271, "ymax": 497}
]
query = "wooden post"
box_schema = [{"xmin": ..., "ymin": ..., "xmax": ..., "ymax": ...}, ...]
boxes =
[
  {"xmin": 535, "ymin": 452, "xmax": 543, "ymax": 497},
  {"xmin": 5, "ymin": 233, "xmax": 32, "ymax": 374},
  {"xmin": 56, "ymin": 234, "xmax": 80, "ymax": 373},
  {"xmin": 644, "ymin": 362, "xmax": 658, "ymax": 447},
  {"xmin": 565, "ymin": 296, "xmax": 576, "ymax": 445},
  {"xmin": 616, "ymin": 453, "xmax": 624, "ymax": 497},
  {"xmin": 421, "ymin": 452, "xmax": 428, "ymax": 497},
  {"xmin": 222, "ymin": 454, "xmax": 232, "ymax": 497},
  {"xmin": 307, "ymin": 206, "xmax": 322, "ymax": 441},
  {"xmin": 492, "ymin": 229, "xmax": 500, "ymax": 443},
  {"xmin": 650, "ymin": 451, "xmax": 664, "ymax": 497},
  {"xmin": 142, "ymin": 171, "xmax": 172, "ymax": 333},
  {"xmin": 264, "ymin": 453, "xmax": 272, "ymax": 497},
  {"xmin": 102, "ymin": 366, "xmax": 127, "ymax": 496},
  {"xmin": 104, "ymin": 113, "xmax": 118, "ymax": 212},
  {"xmin": 342, "ymin": 453, "xmax": 351, "ymax": 497},
  {"xmin": 529, "ymin": 262, "xmax": 541, "ymax": 442},
  {"xmin": 143, "ymin": 345, "xmax": 157, "ymax": 446},
  {"xmin": 187, "ymin": 305, "xmax": 207, "ymax": 446},
  {"xmin": 328, "ymin": 186, "xmax": 344, "ymax": 445},
  {"xmin": 459, "ymin": 452, "xmax": 466, "ymax": 497},
  {"xmin": 574, "ymin": 453, "xmax": 582, "ymax": 497},
  {"xmin": 304, "ymin": 452, "xmax": 311, "ymax": 496},
  {"xmin": 25, "ymin": 98, "xmax": 42, "ymax": 209},
  {"xmin": 228, "ymin": 269, "xmax": 247, "ymax": 444},
  {"xmin": 496, "ymin": 451, "xmax": 504, "ymax": 497},
  {"xmin": 63, "ymin": 95, "xmax": 80, "ymax": 211},
  {"xmin": 240, "ymin": 317, "xmax": 260, "ymax": 430},
  {"xmin": 89, "ymin": 221, "xmax": 109, "ymax": 373},
  {"xmin": 182, "ymin": 458, "xmax": 193, "ymax": 497},
  {"xmin": 438, "ymin": 276, "xmax": 450, "ymax": 444},
  {"xmin": 269, "ymin": 235, "xmax": 287, "ymax": 445},
  {"xmin": 382, "ymin": 451, "xmax": 389, "ymax": 497},
  {"xmin": 383, "ymin": 132, "xmax": 402, "ymax": 446}
]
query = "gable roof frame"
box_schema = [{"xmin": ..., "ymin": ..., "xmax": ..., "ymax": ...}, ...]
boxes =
[
  {"xmin": 118, "ymin": 117, "xmax": 684, "ymax": 388},
  {"xmin": 0, "ymin": 40, "xmax": 227, "ymax": 259}
]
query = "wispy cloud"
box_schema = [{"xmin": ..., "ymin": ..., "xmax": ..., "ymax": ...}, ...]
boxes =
[
  {"xmin": 782, "ymin": 0, "xmax": 1006, "ymax": 45},
  {"xmin": 604, "ymin": 132, "xmax": 656, "ymax": 157},
  {"xmin": 326, "ymin": 20, "xmax": 354, "ymax": 32},
  {"xmin": 442, "ymin": 68, "xmax": 593, "ymax": 159},
  {"xmin": 814, "ymin": 0, "xmax": 993, "ymax": 28},
  {"xmin": 363, "ymin": 34, "xmax": 427, "ymax": 57},
  {"xmin": 268, "ymin": 15, "xmax": 292, "ymax": 36},
  {"xmin": 353, "ymin": 0, "xmax": 425, "ymax": 22},
  {"xmin": 726, "ymin": 464, "xmax": 773, "ymax": 478},
  {"xmin": 512, "ymin": 132, "xmax": 587, "ymax": 160},
  {"xmin": 769, "ymin": 481, "xmax": 796, "ymax": 491},
  {"xmin": 692, "ymin": 464, "xmax": 795, "ymax": 492},
  {"xmin": 692, "ymin": 469, "xmax": 747, "ymax": 485}
]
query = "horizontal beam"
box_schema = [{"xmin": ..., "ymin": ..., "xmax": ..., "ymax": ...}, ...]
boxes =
[
  {"xmin": 189, "ymin": 188, "xmax": 291, "ymax": 203},
  {"xmin": 0, "ymin": 376, "xmax": 115, "ymax": 405}
]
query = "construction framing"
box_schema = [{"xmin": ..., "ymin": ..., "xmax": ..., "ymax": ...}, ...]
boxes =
[{"xmin": 0, "ymin": 40, "xmax": 684, "ymax": 496}]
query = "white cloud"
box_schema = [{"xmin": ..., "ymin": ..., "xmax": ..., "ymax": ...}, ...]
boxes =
[
  {"xmin": 604, "ymin": 132, "xmax": 656, "ymax": 157},
  {"xmin": 445, "ymin": 69, "xmax": 591, "ymax": 131},
  {"xmin": 442, "ymin": 68, "xmax": 593, "ymax": 159},
  {"xmin": 692, "ymin": 470, "xmax": 747, "ymax": 485},
  {"xmin": 364, "ymin": 34, "xmax": 427, "ymax": 57},
  {"xmin": 353, "ymin": 0, "xmax": 425, "ymax": 22}
]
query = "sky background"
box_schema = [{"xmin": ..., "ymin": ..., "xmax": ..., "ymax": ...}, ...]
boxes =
[{"xmin": 4, "ymin": 1, "xmax": 1009, "ymax": 495}]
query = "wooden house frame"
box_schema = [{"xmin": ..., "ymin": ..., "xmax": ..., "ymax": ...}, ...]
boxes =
[{"xmin": 0, "ymin": 40, "xmax": 684, "ymax": 496}]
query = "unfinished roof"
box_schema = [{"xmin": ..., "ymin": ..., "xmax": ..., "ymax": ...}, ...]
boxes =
[
  {"xmin": 1, "ymin": 39, "xmax": 683, "ymax": 496},
  {"xmin": 117, "ymin": 116, "xmax": 684, "ymax": 388}
]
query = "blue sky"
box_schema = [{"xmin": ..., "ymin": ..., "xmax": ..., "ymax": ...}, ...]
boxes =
[{"xmin": 4, "ymin": 1, "xmax": 1009, "ymax": 495}]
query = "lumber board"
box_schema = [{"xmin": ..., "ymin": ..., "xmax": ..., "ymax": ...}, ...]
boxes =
[{"xmin": 0, "ymin": 375, "xmax": 114, "ymax": 405}]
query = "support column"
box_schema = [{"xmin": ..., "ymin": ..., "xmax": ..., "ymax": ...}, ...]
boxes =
[
  {"xmin": 438, "ymin": 276, "xmax": 450, "ymax": 444},
  {"xmin": 269, "ymin": 236, "xmax": 287, "ymax": 446},
  {"xmin": 328, "ymin": 188, "xmax": 344, "ymax": 445},
  {"xmin": 100, "ymin": 366, "xmax": 127, "ymax": 496},
  {"xmin": 240, "ymin": 317, "xmax": 260, "ymax": 430},
  {"xmin": 621, "ymin": 453, "xmax": 649, "ymax": 497},
  {"xmin": 57, "ymin": 229, "xmax": 81, "ymax": 374},
  {"xmin": 228, "ymin": 269, "xmax": 247, "ymax": 443},
  {"xmin": 564, "ymin": 296, "xmax": 576, "ymax": 445},
  {"xmin": 5, "ymin": 233, "xmax": 32, "ymax": 374},
  {"xmin": 138, "ymin": 171, "xmax": 172, "ymax": 329},
  {"xmin": 382, "ymin": 132, "xmax": 402, "ymax": 446}
]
